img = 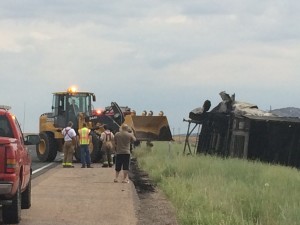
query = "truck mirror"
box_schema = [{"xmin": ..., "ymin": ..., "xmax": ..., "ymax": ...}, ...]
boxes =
[{"xmin": 24, "ymin": 134, "xmax": 40, "ymax": 145}]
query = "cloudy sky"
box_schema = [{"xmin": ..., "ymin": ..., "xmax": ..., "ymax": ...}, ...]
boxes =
[{"xmin": 1, "ymin": 0, "xmax": 300, "ymax": 133}]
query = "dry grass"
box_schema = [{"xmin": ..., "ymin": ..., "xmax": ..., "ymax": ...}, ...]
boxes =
[{"xmin": 172, "ymin": 135, "xmax": 197, "ymax": 144}]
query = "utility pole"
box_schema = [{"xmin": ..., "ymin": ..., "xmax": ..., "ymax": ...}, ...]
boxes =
[
  {"xmin": 178, "ymin": 128, "xmax": 181, "ymax": 143},
  {"xmin": 23, "ymin": 103, "xmax": 26, "ymax": 132}
]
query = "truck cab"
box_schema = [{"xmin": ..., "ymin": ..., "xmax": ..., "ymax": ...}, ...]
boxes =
[
  {"xmin": 0, "ymin": 105, "xmax": 39, "ymax": 224},
  {"xmin": 51, "ymin": 87, "xmax": 96, "ymax": 131}
]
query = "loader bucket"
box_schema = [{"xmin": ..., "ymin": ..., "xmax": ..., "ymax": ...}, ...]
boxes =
[{"xmin": 124, "ymin": 115, "xmax": 173, "ymax": 141}]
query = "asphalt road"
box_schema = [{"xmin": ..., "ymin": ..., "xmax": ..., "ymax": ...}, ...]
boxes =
[
  {"xmin": 0, "ymin": 157, "xmax": 139, "ymax": 225},
  {"xmin": 1, "ymin": 146, "xmax": 140, "ymax": 225},
  {"xmin": 0, "ymin": 146, "xmax": 63, "ymax": 225},
  {"xmin": 28, "ymin": 145, "xmax": 63, "ymax": 177}
]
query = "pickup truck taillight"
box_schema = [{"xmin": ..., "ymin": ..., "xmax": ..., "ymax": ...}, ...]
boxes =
[{"xmin": 5, "ymin": 145, "xmax": 16, "ymax": 174}]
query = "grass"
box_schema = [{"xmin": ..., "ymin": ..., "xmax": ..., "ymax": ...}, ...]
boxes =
[{"xmin": 133, "ymin": 141, "xmax": 300, "ymax": 225}]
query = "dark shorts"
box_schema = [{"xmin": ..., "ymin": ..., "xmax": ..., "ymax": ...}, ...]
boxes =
[{"xmin": 115, "ymin": 154, "xmax": 130, "ymax": 172}]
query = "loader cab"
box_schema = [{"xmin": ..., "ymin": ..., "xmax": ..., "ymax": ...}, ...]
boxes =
[{"xmin": 52, "ymin": 90, "xmax": 96, "ymax": 130}]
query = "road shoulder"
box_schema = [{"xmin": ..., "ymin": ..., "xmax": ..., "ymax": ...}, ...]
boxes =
[{"xmin": 22, "ymin": 164, "xmax": 139, "ymax": 225}]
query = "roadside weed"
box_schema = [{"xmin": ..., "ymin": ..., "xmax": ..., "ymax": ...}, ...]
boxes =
[{"xmin": 133, "ymin": 142, "xmax": 300, "ymax": 225}]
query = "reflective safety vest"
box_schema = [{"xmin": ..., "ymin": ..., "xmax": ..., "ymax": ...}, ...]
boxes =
[{"xmin": 78, "ymin": 127, "xmax": 90, "ymax": 145}]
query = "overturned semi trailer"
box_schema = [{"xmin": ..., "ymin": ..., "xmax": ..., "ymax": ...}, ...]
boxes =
[{"xmin": 190, "ymin": 92, "xmax": 300, "ymax": 168}]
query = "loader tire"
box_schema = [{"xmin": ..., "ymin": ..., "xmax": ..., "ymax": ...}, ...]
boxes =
[
  {"xmin": 75, "ymin": 132, "xmax": 102, "ymax": 163},
  {"xmin": 36, "ymin": 132, "xmax": 58, "ymax": 162},
  {"xmin": 74, "ymin": 145, "xmax": 81, "ymax": 162},
  {"xmin": 90, "ymin": 134, "xmax": 102, "ymax": 163}
]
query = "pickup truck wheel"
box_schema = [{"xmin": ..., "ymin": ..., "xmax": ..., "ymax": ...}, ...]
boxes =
[
  {"xmin": 2, "ymin": 182, "xmax": 21, "ymax": 224},
  {"xmin": 21, "ymin": 173, "xmax": 31, "ymax": 209},
  {"xmin": 37, "ymin": 132, "xmax": 58, "ymax": 162}
]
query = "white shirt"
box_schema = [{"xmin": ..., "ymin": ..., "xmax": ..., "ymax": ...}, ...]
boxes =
[{"xmin": 62, "ymin": 126, "xmax": 76, "ymax": 141}]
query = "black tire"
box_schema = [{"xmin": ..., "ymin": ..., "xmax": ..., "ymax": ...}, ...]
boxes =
[
  {"xmin": 36, "ymin": 132, "xmax": 58, "ymax": 162},
  {"xmin": 21, "ymin": 173, "xmax": 31, "ymax": 209},
  {"xmin": 74, "ymin": 145, "xmax": 81, "ymax": 162},
  {"xmin": 2, "ymin": 182, "xmax": 21, "ymax": 224},
  {"xmin": 90, "ymin": 133, "xmax": 102, "ymax": 163}
]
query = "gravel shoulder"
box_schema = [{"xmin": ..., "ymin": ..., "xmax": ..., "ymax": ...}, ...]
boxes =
[{"xmin": 129, "ymin": 158, "xmax": 179, "ymax": 225}]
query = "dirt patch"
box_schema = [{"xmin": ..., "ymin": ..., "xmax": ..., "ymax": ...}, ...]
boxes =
[{"xmin": 129, "ymin": 158, "xmax": 179, "ymax": 225}]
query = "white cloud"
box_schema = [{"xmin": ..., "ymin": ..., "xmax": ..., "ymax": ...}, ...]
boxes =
[{"xmin": 1, "ymin": 0, "xmax": 300, "ymax": 133}]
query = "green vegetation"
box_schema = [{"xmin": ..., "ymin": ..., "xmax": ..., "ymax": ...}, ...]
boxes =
[{"xmin": 133, "ymin": 142, "xmax": 300, "ymax": 225}]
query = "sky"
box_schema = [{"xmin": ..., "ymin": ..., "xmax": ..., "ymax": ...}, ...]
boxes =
[{"xmin": 1, "ymin": 0, "xmax": 300, "ymax": 134}]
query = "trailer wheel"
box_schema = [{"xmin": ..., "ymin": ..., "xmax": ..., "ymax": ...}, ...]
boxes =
[
  {"xmin": 36, "ymin": 132, "xmax": 58, "ymax": 162},
  {"xmin": 2, "ymin": 181, "xmax": 21, "ymax": 224}
]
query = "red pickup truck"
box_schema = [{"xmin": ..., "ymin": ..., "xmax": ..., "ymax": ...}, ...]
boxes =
[{"xmin": 0, "ymin": 105, "xmax": 39, "ymax": 224}]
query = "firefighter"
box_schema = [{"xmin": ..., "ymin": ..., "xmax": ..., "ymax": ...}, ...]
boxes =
[
  {"xmin": 61, "ymin": 121, "xmax": 77, "ymax": 168},
  {"xmin": 100, "ymin": 125, "xmax": 115, "ymax": 167},
  {"xmin": 78, "ymin": 123, "xmax": 92, "ymax": 168},
  {"xmin": 94, "ymin": 122, "xmax": 103, "ymax": 138}
]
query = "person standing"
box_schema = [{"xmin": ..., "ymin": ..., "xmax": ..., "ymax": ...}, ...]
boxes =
[
  {"xmin": 78, "ymin": 123, "xmax": 92, "ymax": 168},
  {"xmin": 100, "ymin": 125, "xmax": 114, "ymax": 168},
  {"xmin": 113, "ymin": 124, "xmax": 136, "ymax": 183},
  {"xmin": 62, "ymin": 121, "xmax": 77, "ymax": 168},
  {"xmin": 94, "ymin": 122, "xmax": 103, "ymax": 138}
]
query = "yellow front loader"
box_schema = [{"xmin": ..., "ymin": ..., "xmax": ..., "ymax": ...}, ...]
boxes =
[
  {"xmin": 107, "ymin": 102, "xmax": 172, "ymax": 141},
  {"xmin": 37, "ymin": 88, "xmax": 172, "ymax": 163}
]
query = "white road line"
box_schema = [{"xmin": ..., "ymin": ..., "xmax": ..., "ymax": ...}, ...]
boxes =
[{"xmin": 32, "ymin": 162, "xmax": 56, "ymax": 174}]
